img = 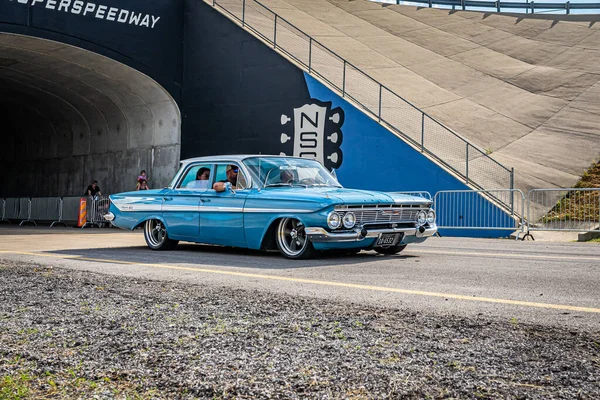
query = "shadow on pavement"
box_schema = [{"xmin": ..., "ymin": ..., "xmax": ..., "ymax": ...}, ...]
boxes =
[{"xmin": 46, "ymin": 243, "xmax": 417, "ymax": 270}]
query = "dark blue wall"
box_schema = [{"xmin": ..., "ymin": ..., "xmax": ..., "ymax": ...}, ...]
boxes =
[
  {"xmin": 0, "ymin": 0, "xmax": 183, "ymax": 100},
  {"xmin": 180, "ymin": 0, "xmax": 312, "ymax": 159}
]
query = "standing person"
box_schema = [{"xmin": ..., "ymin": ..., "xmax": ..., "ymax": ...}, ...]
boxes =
[
  {"xmin": 137, "ymin": 179, "xmax": 149, "ymax": 190},
  {"xmin": 85, "ymin": 180, "xmax": 102, "ymax": 197},
  {"xmin": 136, "ymin": 170, "xmax": 148, "ymax": 190}
]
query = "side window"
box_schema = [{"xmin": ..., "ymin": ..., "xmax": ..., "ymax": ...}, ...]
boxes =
[
  {"xmin": 178, "ymin": 164, "xmax": 212, "ymax": 190},
  {"xmin": 215, "ymin": 163, "xmax": 248, "ymax": 190}
]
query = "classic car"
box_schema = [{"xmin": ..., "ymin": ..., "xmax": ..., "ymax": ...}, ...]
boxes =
[{"xmin": 104, "ymin": 155, "xmax": 437, "ymax": 259}]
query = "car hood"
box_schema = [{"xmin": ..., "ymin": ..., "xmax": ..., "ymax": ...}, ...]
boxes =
[{"xmin": 257, "ymin": 187, "xmax": 431, "ymax": 206}]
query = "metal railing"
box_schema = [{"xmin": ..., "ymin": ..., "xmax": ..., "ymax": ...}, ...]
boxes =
[
  {"xmin": 0, "ymin": 196, "xmax": 111, "ymax": 228},
  {"xmin": 527, "ymin": 188, "xmax": 600, "ymax": 232},
  {"xmin": 433, "ymin": 189, "xmax": 526, "ymax": 238},
  {"xmin": 206, "ymin": 0, "xmax": 514, "ymax": 192},
  {"xmin": 388, "ymin": 0, "xmax": 600, "ymax": 14}
]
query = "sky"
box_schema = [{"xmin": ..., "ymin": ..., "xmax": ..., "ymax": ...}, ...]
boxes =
[{"xmin": 375, "ymin": 0, "xmax": 600, "ymax": 15}]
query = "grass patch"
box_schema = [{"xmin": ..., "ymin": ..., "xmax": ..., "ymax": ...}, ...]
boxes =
[{"xmin": 538, "ymin": 161, "xmax": 599, "ymax": 224}]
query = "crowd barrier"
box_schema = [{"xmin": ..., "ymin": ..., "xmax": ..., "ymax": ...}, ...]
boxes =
[
  {"xmin": 0, "ymin": 190, "xmax": 598, "ymax": 239},
  {"xmin": 433, "ymin": 189, "xmax": 526, "ymax": 239},
  {"xmin": 527, "ymin": 188, "xmax": 600, "ymax": 234},
  {"xmin": 0, "ymin": 195, "xmax": 112, "ymax": 228}
]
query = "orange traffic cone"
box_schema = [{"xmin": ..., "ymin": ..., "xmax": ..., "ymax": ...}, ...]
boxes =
[{"xmin": 77, "ymin": 198, "xmax": 87, "ymax": 227}]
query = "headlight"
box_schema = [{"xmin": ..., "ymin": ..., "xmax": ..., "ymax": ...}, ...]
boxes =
[
  {"xmin": 342, "ymin": 212, "xmax": 356, "ymax": 229},
  {"xmin": 426, "ymin": 210, "xmax": 436, "ymax": 224},
  {"xmin": 327, "ymin": 211, "xmax": 342, "ymax": 229},
  {"xmin": 417, "ymin": 211, "xmax": 427, "ymax": 225}
]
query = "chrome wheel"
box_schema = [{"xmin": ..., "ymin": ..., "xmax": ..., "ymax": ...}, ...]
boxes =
[
  {"xmin": 275, "ymin": 218, "xmax": 315, "ymax": 259},
  {"xmin": 144, "ymin": 219, "xmax": 178, "ymax": 250}
]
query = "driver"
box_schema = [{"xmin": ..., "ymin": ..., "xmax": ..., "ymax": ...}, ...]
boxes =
[
  {"xmin": 280, "ymin": 169, "xmax": 294, "ymax": 184},
  {"xmin": 213, "ymin": 164, "xmax": 238, "ymax": 192}
]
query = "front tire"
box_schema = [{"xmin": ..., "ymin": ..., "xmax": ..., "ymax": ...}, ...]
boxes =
[
  {"xmin": 375, "ymin": 244, "xmax": 407, "ymax": 255},
  {"xmin": 275, "ymin": 218, "xmax": 316, "ymax": 259},
  {"xmin": 144, "ymin": 219, "xmax": 178, "ymax": 250}
]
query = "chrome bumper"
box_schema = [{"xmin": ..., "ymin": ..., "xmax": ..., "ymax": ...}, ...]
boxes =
[
  {"xmin": 305, "ymin": 224, "xmax": 437, "ymax": 243},
  {"xmin": 104, "ymin": 212, "xmax": 115, "ymax": 221}
]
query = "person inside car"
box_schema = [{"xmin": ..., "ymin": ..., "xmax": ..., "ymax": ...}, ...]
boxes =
[
  {"xmin": 187, "ymin": 167, "xmax": 210, "ymax": 189},
  {"xmin": 213, "ymin": 165, "xmax": 238, "ymax": 192}
]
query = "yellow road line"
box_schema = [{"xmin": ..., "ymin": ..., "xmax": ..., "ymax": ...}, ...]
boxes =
[
  {"xmin": 4, "ymin": 250, "xmax": 600, "ymax": 314},
  {"xmin": 409, "ymin": 249, "xmax": 600, "ymax": 262}
]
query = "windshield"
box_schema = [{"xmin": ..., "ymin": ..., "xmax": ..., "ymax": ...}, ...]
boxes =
[{"xmin": 243, "ymin": 157, "xmax": 342, "ymax": 189}]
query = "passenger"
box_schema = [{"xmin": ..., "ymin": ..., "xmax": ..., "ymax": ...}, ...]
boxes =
[
  {"xmin": 137, "ymin": 179, "xmax": 149, "ymax": 190},
  {"xmin": 213, "ymin": 164, "xmax": 238, "ymax": 192},
  {"xmin": 85, "ymin": 180, "xmax": 102, "ymax": 197},
  {"xmin": 187, "ymin": 167, "xmax": 211, "ymax": 189}
]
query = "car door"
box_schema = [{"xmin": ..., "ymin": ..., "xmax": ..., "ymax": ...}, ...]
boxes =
[
  {"xmin": 198, "ymin": 163, "xmax": 249, "ymax": 247},
  {"xmin": 161, "ymin": 164, "xmax": 212, "ymax": 241}
]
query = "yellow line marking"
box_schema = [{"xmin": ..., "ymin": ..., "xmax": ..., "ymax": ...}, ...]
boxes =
[
  {"xmin": 4, "ymin": 251, "xmax": 600, "ymax": 314},
  {"xmin": 409, "ymin": 249, "xmax": 600, "ymax": 262}
]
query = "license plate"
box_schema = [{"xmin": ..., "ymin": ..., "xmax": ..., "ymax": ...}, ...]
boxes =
[{"xmin": 376, "ymin": 233, "xmax": 399, "ymax": 247}]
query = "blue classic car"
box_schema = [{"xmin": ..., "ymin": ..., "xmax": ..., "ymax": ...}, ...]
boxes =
[{"xmin": 105, "ymin": 155, "xmax": 437, "ymax": 259}]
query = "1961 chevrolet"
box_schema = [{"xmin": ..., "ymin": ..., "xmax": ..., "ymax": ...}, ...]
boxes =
[{"xmin": 105, "ymin": 155, "xmax": 437, "ymax": 259}]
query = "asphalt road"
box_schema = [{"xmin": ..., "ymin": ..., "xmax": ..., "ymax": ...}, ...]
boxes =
[{"xmin": 1, "ymin": 226, "xmax": 599, "ymax": 331}]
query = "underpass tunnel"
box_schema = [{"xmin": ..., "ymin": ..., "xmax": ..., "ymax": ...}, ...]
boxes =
[{"xmin": 0, "ymin": 33, "xmax": 181, "ymax": 198}]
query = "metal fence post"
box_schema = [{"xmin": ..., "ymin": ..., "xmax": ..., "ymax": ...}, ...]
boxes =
[
  {"xmin": 308, "ymin": 38, "xmax": 312, "ymax": 73},
  {"xmin": 465, "ymin": 144, "xmax": 469, "ymax": 184},
  {"xmin": 242, "ymin": 0, "xmax": 245, "ymax": 26},
  {"xmin": 273, "ymin": 15, "xmax": 277, "ymax": 48},
  {"xmin": 566, "ymin": 1, "xmax": 570, "ymax": 13},
  {"xmin": 378, "ymin": 85, "xmax": 382, "ymax": 122},
  {"xmin": 496, "ymin": 0, "xmax": 500, "ymax": 12},
  {"xmin": 531, "ymin": 1, "xmax": 535, "ymax": 13},
  {"xmin": 510, "ymin": 167, "xmax": 514, "ymax": 190},
  {"xmin": 342, "ymin": 60, "xmax": 346, "ymax": 96},
  {"xmin": 461, "ymin": 0, "xmax": 465, "ymax": 10},
  {"xmin": 421, "ymin": 113, "xmax": 425, "ymax": 153}
]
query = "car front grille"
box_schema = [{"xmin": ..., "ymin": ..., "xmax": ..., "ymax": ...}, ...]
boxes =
[{"xmin": 335, "ymin": 204, "xmax": 429, "ymax": 226}]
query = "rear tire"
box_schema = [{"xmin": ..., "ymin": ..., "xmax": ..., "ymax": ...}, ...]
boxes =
[
  {"xmin": 375, "ymin": 244, "xmax": 407, "ymax": 255},
  {"xmin": 144, "ymin": 219, "xmax": 178, "ymax": 250},
  {"xmin": 275, "ymin": 218, "xmax": 316, "ymax": 259}
]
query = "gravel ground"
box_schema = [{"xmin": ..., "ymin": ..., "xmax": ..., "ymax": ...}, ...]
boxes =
[{"xmin": 0, "ymin": 259, "xmax": 598, "ymax": 399}]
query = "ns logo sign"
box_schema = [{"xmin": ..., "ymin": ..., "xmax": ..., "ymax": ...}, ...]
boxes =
[{"xmin": 279, "ymin": 100, "xmax": 344, "ymax": 171}]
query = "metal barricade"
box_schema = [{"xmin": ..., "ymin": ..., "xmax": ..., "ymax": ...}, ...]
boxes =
[
  {"xmin": 61, "ymin": 196, "xmax": 83, "ymax": 224},
  {"xmin": 433, "ymin": 189, "xmax": 526, "ymax": 239},
  {"xmin": 29, "ymin": 197, "xmax": 63, "ymax": 226},
  {"xmin": 83, "ymin": 195, "xmax": 111, "ymax": 228},
  {"xmin": 50, "ymin": 198, "xmax": 68, "ymax": 227},
  {"xmin": 3, "ymin": 198, "xmax": 18, "ymax": 223},
  {"xmin": 0, "ymin": 198, "xmax": 8, "ymax": 224},
  {"xmin": 527, "ymin": 188, "xmax": 600, "ymax": 233}
]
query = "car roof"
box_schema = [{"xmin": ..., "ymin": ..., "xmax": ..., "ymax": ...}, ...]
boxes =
[{"xmin": 180, "ymin": 154, "xmax": 309, "ymax": 166}]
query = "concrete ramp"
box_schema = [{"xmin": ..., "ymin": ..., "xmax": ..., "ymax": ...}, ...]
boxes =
[{"xmin": 254, "ymin": 0, "xmax": 600, "ymax": 192}]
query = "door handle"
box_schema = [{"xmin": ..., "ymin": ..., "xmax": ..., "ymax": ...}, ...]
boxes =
[
  {"xmin": 163, "ymin": 197, "xmax": 173, "ymax": 201},
  {"xmin": 200, "ymin": 198, "xmax": 211, "ymax": 203}
]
